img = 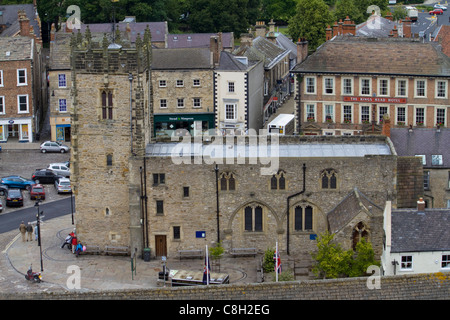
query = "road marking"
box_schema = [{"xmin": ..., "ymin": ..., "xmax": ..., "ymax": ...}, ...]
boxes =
[{"xmin": 2, "ymin": 233, "xmax": 20, "ymax": 253}]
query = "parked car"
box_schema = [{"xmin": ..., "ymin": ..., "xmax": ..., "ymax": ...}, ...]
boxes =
[
  {"xmin": 1, "ymin": 176, "xmax": 35, "ymax": 190},
  {"xmin": 55, "ymin": 177, "xmax": 72, "ymax": 194},
  {"xmin": 434, "ymin": 4, "xmax": 447, "ymax": 10},
  {"xmin": 0, "ymin": 184, "xmax": 8, "ymax": 196},
  {"xmin": 40, "ymin": 141, "xmax": 69, "ymax": 153},
  {"xmin": 47, "ymin": 163, "xmax": 70, "ymax": 177},
  {"xmin": 30, "ymin": 184, "xmax": 46, "ymax": 200},
  {"xmin": 0, "ymin": 198, "xmax": 3, "ymax": 212},
  {"xmin": 31, "ymin": 169, "xmax": 63, "ymax": 184},
  {"xmin": 429, "ymin": 8, "xmax": 444, "ymax": 14},
  {"xmin": 6, "ymin": 189, "xmax": 23, "ymax": 207}
]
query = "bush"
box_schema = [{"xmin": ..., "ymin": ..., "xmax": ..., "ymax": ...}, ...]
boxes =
[{"xmin": 262, "ymin": 248, "xmax": 275, "ymax": 273}]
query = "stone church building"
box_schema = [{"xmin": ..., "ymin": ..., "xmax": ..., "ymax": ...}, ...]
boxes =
[{"xmin": 69, "ymin": 30, "xmax": 423, "ymax": 263}]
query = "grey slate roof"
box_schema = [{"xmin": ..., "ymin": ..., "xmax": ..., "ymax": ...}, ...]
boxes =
[
  {"xmin": 0, "ymin": 4, "xmax": 41, "ymax": 38},
  {"xmin": 327, "ymin": 187, "xmax": 383, "ymax": 234},
  {"xmin": 292, "ymin": 35, "xmax": 450, "ymax": 77},
  {"xmin": 390, "ymin": 128, "xmax": 450, "ymax": 168},
  {"xmin": 151, "ymin": 48, "xmax": 212, "ymax": 70},
  {"xmin": 217, "ymin": 51, "xmax": 256, "ymax": 71},
  {"xmin": 167, "ymin": 32, "xmax": 234, "ymax": 50},
  {"xmin": 49, "ymin": 33, "xmax": 72, "ymax": 70},
  {"xmin": 356, "ymin": 16, "xmax": 399, "ymax": 38},
  {"xmin": 0, "ymin": 36, "xmax": 33, "ymax": 61},
  {"xmin": 391, "ymin": 209, "xmax": 450, "ymax": 252}
]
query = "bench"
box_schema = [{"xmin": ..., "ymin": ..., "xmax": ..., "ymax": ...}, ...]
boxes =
[
  {"xmin": 178, "ymin": 249, "xmax": 203, "ymax": 260},
  {"xmin": 80, "ymin": 245, "xmax": 101, "ymax": 255},
  {"xmin": 105, "ymin": 245, "xmax": 129, "ymax": 256},
  {"xmin": 229, "ymin": 247, "xmax": 257, "ymax": 257}
]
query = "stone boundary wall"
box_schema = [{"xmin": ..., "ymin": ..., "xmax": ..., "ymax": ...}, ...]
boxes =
[{"xmin": 2, "ymin": 273, "xmax": 449, "ymax": 300}]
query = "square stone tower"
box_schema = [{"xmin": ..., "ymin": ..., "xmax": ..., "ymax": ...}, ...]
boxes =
[{"xmin": 70, "ymin": 27, "xmax": 152, "ymax": 252}]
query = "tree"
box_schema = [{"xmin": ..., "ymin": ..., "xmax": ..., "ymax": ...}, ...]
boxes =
[
  {"xmin": 348, "ymin": 238, "xmax": 380, "ymax": 277},
  {"xmin": 334, "ymin": 0, "xmax": 363, "ymax": 24},
  {"xmin": 259, "ymin": 0, "xmax": 297, "ymax": 23},
  {"xmin": 311, "ymin": 231, "xmax": 352, "ymax": 279},
  {"xmin": 288, "ymin": 0, "xmax": 334, "ymax": 51}
]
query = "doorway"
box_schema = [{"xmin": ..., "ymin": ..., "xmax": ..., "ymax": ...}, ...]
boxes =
[{"xmin": 155, "ymin": 235, "xmax": 167, "ymax": 257}]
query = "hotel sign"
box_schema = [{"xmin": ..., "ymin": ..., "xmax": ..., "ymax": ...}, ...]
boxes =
[{"xmin": 343, "ymin": 96, "xmax": 407, "ymax": 104}]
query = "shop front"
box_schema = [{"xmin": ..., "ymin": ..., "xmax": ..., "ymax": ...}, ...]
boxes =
[
  {"xmin": 0, "ymin": 118, "xmax": 33, "ymax": 142},
  {"xmin": 154, "ymin": 113, "xmax": 215, "ymax": 138}
]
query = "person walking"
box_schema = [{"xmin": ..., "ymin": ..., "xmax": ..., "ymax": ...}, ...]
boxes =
[
  {"xmin": 75, "ymin": 241, "xmax": 83, "ymax": 257},
  {"xmin": 26, "ymin": 222, "xmax": 33, "ymax": 242},
  {"xmin": 19, "ymin": 221, "xmax": 27, "ymax": 242},
  {"xmin": 71, "ymin": 233, "xmax": 78, "ymax": 253}
]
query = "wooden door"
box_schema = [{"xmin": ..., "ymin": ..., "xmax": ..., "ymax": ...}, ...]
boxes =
[{"xmin": 155, "ymin": 235, "xmax": 167, "ymax": 257}]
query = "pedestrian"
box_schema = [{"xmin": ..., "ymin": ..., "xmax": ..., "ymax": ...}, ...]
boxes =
[
  {"xmin": 26, "ymin": 222, "xmax": 33, "ymax": 242},
  {"xmin": 71, "ymin": 234, "xmax": 78, "ymax": 253},
  {"xmin": 75, "ymin": 241, "xmax": 83, "ymax": 257},
  {"xmin": 19, "ymin": 221, "xmax": 27, "ymax": 242}
]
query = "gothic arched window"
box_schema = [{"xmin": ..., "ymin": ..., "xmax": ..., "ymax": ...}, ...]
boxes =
[{"xmin": 321, "ymin": 169, "xmax": 338, "ymax": 190}]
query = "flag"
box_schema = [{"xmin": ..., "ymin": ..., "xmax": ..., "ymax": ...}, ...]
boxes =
[
  {"xmin": 203, "ymin": 246, "xmax": 211, "ymax": 285},
  {"xmin": 273, "ymin": 242, "xmax": 281, "ymax": 282}
]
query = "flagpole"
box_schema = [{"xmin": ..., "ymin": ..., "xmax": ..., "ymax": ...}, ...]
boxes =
[
  {"xmin": 206, "ymin": 245, "xmax": 209, "ymax": 285},
  {"xmin": 275, "ymin": 242, "xmax": 278, "ymax": 282}
]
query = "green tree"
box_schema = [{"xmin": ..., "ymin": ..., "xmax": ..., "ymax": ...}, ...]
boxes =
[
  {"xmin": 311, "ymin": 232, "xmax": 353, "ymax": 279},
  {"xmin": 262, "ymin": 247, "xmax": 275, "ymax": 273},
  {"xmin": 334, "ymin": 0, "xmax": 363, "ymax": 23},
  {"xmin": 392, "ymin": 5, "xmax": 407, "ymax": 21},
  {"xmin": 288, "ymin": 0, "xmax": 334, "ymax": 51},
  {"xmin": 259, "ymin": 0, "xmax": 297, "ymax": 23},
  {"xmin": 348, "ymin": 238, "xmax": 380, "ymax": 277}
]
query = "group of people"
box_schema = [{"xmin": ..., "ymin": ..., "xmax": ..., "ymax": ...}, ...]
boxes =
[
  {"xmin": 19, "ymin": 221, "xmax": 37, "ymax": 242},
  {"xmin": 61, "ymin": 230, "xmax": 84, "ymax": 257}
]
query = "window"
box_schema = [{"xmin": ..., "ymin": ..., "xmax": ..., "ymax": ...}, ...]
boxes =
[
  {"xmin": 415, "ymin": 154, "xmax": 426, "ymax": 165},
  {"xmin": 0, "ymin": 96, "xmax": 4, "ymax": 114},
  {"xmin": 448, "ymin": 171, "xmax": 450, "ymax": 189},
  {"xmin": 415, "ymin": 107, "xmax": 425, "ymax": 126},
  {"xmin": 352, "ymin": 222, "xmax": 368, "ymax": 250},
  {"xmin": 397, "ymin": 107, "xmax": 406, "ymax": 124},
  {"xmin": 401, "ymin": 255, "xmax": 413, "ymax": 270},
  {"xmin": 244, "ymin": 205, "xmax": 263, "ymax": 232},
  {"xmin": 228, "ymin": 82, "xmax": 235, "ymax": 93},
  {"xmin": 324, "ymin": 77, "xmax": 334, "ymax": 94},
  {"xmin": 321, "ymin": 169, "xmax": 337, "ymax": 189},
  {"xmin": 17, "ymin": 69, "xmax": 27, "ymax": 85},
  {"xmin": 159, "ymin": 99, "xmax": 167, "ymax": 109},
  {"xmin": 17, "ymin": 95, "xmax": 28, "ymax": 113},
  {"xmin": 379, "ymin": 106, "xmax": 388, "ymax": 123},
  {"xmin": 360, "ymin": 78, "xmax": 371, "ymax": 95},
  {"xmin": 106, "ymin": 154, "xmax": 113, "ymax": 166},
  {"xmin": 436, "ymin": 80, "xmax": 447, "ymax": 98},
  {"xmin": 423, "ymin": 171, "xmax": 430, "ymax": 190},
  {"xmin": 270, "ymin": 171, "xmax": 286, "ymax": 190},
  {"xmin": 173, "ymin": 226, "xmax": 181, "ymax": 240},
  {"xmin": 101, "ymin": 90, "xmax": 113, "ymax": 120},
  {"xmin": 193, "ymin": 98, "xmax": 201, "ymax": 108},
  {"xmin": 378, "ymin": 78, "xmax": 389, "ymax": 96},
  {"xmin": 0, "ymin": 70, "xmax": 3, "ymax": 87},
  {"xmin": 159, "ymin": 80, "xmax": 166, "ymax": 87},
  {"xmin": 176, "ymin": 80, "xmax": 184, "ymax": 87},
  {"xmin": 193, "ymin": 79, "xmax": 200, "ymax": 87},
  {"xmin": 153, "ymin": 173, "xmax": 166, "ymax": 185},
  {"xmin": 432, "ymin": 155, "xmax": 443, "ymax": 166},
  {"xmin": 442, "ymin": 255, "xmax": 450, "ymax": 269},
  {"xmin": 305, "ymin": 77, "xmax": 316, "ymax": 94},
  {"xmin": 156, "ymin": 200, "xmax": 164, "ymax": 215},
  {"xmin": 225, "ymin": 104, "xmax": 236, "ymax": 121},
  {"xmin": 324, "ymin": 105, "xmax": 334, "ymax": 122},
  {"xmin": 183, "ymin": 186, "xmax": 190, "ymax": 198},
  {"xmin": 342, "ymin": 78, "xmax": 353, "ymax": 95},
  {"xmin": 58, "ymin": 74, "xmax": 67, "ymax": 88},
  {"xmin": 436, "ymin": 108, "xmax": 446, "ymax": 126},
  {"xmin": 177, "ymin": 98, "xmax": 185, "ymax": 108},
  {"xmin": 343, "ymin": 105, "xmax": 352, "ymax": 123},
  {"xmin": 447, "ymin": 199, "xmax": 450, "ymax": 209},
  {"xmin": 294, "ymin": 204, "xmax": 313, "ymax": 231},
  {"xmin": 220, "ymin": 172, "xmax": 235, "ymax": 191},
  {"xmin": 59, "ymin": 99, "xmax": 67, "ymax": 112},
  {"xmin": 361, "ymin": 105, "xmax": 370, "ymax": 123},
  {"xmin": 415, "ymin": 80, "xmax": 426, "ymax": 97},
  {"xmin": 396, "ymin": 79, "xmax": 407, "ymax": 97},
  {"xmin": 306, "ymin": 104, "xmax": 315, "ymax": 122}
]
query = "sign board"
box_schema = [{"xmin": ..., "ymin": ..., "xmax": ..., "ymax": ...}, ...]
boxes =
[
  {"xmin": 196, "ymin": 231, "xmax": 206, "ymax": 238},
  {"xmin": 343, "ymin": 96, "xmax": 407, "ymax": 104}
]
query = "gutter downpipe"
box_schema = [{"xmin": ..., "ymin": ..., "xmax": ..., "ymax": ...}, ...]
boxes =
[{"xmin": 287, "ymin": 163, "xmax": 306, "ymax": 255}]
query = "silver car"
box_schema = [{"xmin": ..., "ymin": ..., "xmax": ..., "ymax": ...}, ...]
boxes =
[
  {"xmin": 40, "ymin": 141, "xmax": 69, "ymax": 153},
  {"xmin": 54, "ymin": 177, "xmax": 72, "ymax": 194},
  {"xmin": 47, "ymin": 163, "xmax": 71, "ymax": 177}
]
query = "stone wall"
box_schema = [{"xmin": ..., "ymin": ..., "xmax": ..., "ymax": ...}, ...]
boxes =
[
  {"xmin": 2, "ymin": 273, "xmax": 449, "ymax": 300},
  {"xmin": 396, "ymin": 156, "xmax": 424, "ymax": 208}
]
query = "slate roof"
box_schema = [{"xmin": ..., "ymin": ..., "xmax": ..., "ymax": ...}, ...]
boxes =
[
  {"xmin": 292, "ymin": 35, "xmax": 450, "ymax": 77},
  {"xmin": 0, "ymin": 36, "xmax": 33, "ymax": 61},
  {"xmin": 391, "ymin": 209, "xmax": 450, "ymax": 252},
  {"xmin": 327, "ymin": 187, "xmax": 383, "ymax": 234},
  {"xmin": 216, "ymin": 51, "xmax": 258, "ymax": 71},
  {"xmin": 49, "ymin": 33, "xmax": 72, "ymax": 70},
  {"xmin": 435, "ymin": 25, "xmax": 450, "ymax": 57},
  {"xmin": 167, "ymin": 32, "xmax": 234, "ymax": 50},
  {"xmin": 390, "ymin": 128, "xmax": 450, "ymax": 168},
  {"xmin": 151, "ymin": 48, "xmax": 212, "ymax": 70},
  {"xmin": 0, "ymin": 4, "xmax": 41, "ymax": 38},
  {"xmin": 233, "ymin": 36, "xmax": 290, "ymax": 69},
  {"xmin": 356, "ymin": 15, "xmax": 399, "ymax": 38}
]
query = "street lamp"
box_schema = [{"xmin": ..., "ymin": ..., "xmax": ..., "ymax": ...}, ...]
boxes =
[
  {"xmin": 215, "ymin": 164, "xmax": 220, "ymax": 243},
  {"xmin": 35, "ymin": 200, "xmax": 44, "ymax": 272}
]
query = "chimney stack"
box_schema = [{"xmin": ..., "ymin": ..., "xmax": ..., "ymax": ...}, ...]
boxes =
[
  {"xmin": 210, "ymin": 35, "xmax": 222, "ymax": 66},
  {"xmin": 18, "ymin": 10, "xmax": 30, "ymax": 37},
  {"xmin": 297, "ymin": 38, "xmax": 308, "ymax": 63},
  {"xmin": 381, "ymin": 114, "xmax": 391, "ymax": 138},
  {"xmin": 417, "ymin": 197, "xmax": 425, "ymax": 212}
]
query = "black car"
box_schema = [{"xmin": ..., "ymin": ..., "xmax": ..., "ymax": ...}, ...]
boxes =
[
  {"xmin": 6, "ymin": 189, "xmax": 23, "ymax": 207},
  {"xmin": 31, "ymin": 169, "xmax": 63, "ymax": 184},
  {"xmin": 0, "ymin": 183, "xmax": 7, "ymax": 196}
]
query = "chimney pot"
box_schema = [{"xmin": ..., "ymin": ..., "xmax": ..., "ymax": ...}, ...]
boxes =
[{"xmin": 417, "ymin": 198, "xmax": 425, "ymax": 212}]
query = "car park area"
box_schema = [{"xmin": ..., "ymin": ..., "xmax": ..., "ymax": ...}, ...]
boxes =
[{"xmin": 0, "ymin": 147, "xmax": 72, "ymax": 214}]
